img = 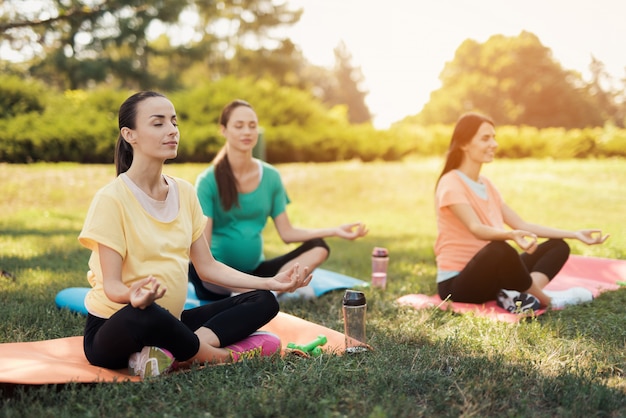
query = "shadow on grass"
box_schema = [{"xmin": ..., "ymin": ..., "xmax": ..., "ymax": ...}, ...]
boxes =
[
  {"xmin": 537, "ymin": 288, "xmax": 626, "ymax": 353},
  {"xmin": 282, "ymin": 287, "xmax": 626, "ymax": 416},
  {"xmin": 0, "ymin": 224, "xmax": 87, "ymax": 273},
  {"xmin": 0, "ymin": 333, "xmax": 623, "ymax": 417},
  {"xmin": 358, "ymin": 334, "xmax": 626, "ymax": 417},
  {"xmin": 0, "ymin": 246, "xmax": 88, "ymax": 280},
  {"xmin": 0, "ymin": 204, "xmax": 623, "ymax": 416}
]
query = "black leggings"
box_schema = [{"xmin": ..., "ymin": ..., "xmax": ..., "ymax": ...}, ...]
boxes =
[
  {"xmin": 83, "ymin": 289, "xmax": 278, "ymax": 369},
  {"xmin": 438, "ymin": 239, "xmax": 570, "ymax": 304},
  {"xmin": 189, "ymin": 238, "xmax": 330, "ymax": 301}
]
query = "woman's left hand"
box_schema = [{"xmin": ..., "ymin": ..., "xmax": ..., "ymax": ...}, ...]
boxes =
[
  {"xmin": 335, "ymin": 222, "xmax": 369, "ymax": 240},
  {"xmin": 270, "ymin": 263, "xmax": 313, "ymax": 293},
  {"xmin": 575, "ymin": 229, "xmax": 610, "ymax": 245}
]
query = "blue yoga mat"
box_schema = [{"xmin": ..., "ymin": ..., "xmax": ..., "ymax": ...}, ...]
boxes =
[{"xmin": 55, "ymin": 268, "xmax": 368, "ymax": 316}]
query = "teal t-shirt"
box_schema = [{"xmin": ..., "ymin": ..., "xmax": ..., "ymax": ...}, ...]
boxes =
[{"xmin": 195, "ymin": 160, "xmax": 290, "ymax": 272}]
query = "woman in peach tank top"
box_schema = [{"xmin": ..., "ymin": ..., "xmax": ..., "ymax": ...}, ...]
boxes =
[{"xmin": 434, "ymin": 113, "xmax": 608, "ymax": 313}]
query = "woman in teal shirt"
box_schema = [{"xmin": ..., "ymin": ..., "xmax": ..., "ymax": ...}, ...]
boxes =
[{"xmin": 189, "ymin": 99, "xmax": 368, "ymax": 301}]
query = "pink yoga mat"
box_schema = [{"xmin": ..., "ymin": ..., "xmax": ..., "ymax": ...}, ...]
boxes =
[{"xmin": 397, "ymin": 255, "xmax": 625, "ymax": 323}]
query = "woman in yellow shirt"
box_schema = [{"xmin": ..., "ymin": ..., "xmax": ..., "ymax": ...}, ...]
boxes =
[{"xmin": 79, "ymin": 91, "xmax": 311, "ymax": 379}]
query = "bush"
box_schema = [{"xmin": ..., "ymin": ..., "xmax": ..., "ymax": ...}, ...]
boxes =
[
  {"xmin": 597, "ymin": 124, "xmax": 626, "ymax": 157},
  {"xmin": 1, "ymin": 77, "xmax": 625, "ymax": 163},
  {"xmin": 1, "ymin": 88, "xmax": 121, "ymax": 163},
  {"xmin": 0, "ymin": 75, "xmax": 48, "ymax": 119}
]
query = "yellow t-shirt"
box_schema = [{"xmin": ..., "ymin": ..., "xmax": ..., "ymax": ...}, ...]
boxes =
[
  {"xmin": 434, "ymin": 170, "xmax": 504, "ymax": 273},
  {"xmin": 78, "ymin": 175, "xmax": 206, "ymax": 319}
]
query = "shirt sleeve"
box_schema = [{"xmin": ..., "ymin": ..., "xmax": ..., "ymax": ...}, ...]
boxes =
[
  {"xmin": 436, "ymin": 173, "xmax": 469, "ymax": 209},
  {"xmin": 195, "ymin": 167, "xmax": 218, "ymax": 219},
  {"xmin": 78, "ymin": 189, "xmax": 127, "ymax": 258}
]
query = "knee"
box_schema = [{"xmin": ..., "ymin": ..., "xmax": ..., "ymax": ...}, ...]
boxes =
[
  {"xmin": 488, "ymin": 241, "xmax": 519, "ymax": 259},
  {"xmin": 303, "ymin": 238, "xmax": 330, "ymax": 263},
  {"xmin": 128, "ymin": 304, "xmax": 170, "ymax": 334},
  {"xmin": 313, "ymin": 246, "xmax": 330, "ymax": 263},
  {"xmin": 551, "ymin": 239, "xmax": 570, "ymax": 257},
  {"xmin": 546, "ymin": 238, "xmax": 571, "ymax": 266},
  {"xmin": 257, "ymin": 290, "xmax": 280, "ymax": 316}
]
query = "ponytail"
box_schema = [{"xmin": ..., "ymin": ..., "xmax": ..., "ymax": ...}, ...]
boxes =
[
  {"xmin": 213, "ymin": 147, "xmax": 239, "ymax": 210},
  {"xmin": 213, "ymin": 99, "xmax": 255, "ymax": 210},
  {"xmin": 114, "ymin": 91, "xmax": 166, "ymax": 175}
]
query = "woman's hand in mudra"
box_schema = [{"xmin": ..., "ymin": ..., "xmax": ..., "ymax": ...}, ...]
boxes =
[{"xmin": 129, "ymin": 275, "xmax": 166, "ymax": 309}]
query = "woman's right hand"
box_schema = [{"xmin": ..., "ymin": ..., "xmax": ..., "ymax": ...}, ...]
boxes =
[
  {"xmin": 511, "ymin": 229, "xmax": 538, "ymax": 254},
  {"xmin": 129, "ymin": 276, "xmax": 167, "ymax": 309}
]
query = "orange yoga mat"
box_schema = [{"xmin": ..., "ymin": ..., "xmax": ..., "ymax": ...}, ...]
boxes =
[
  {"xmin": 0, "ymin": 312, "xmax": 356, "ymax": 385},
  {"xmin": 397, "ymin": 255, "xmax": 626, "ymax": 323}
]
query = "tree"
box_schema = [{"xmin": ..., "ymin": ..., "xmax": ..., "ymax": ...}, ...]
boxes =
[
  {"xmin": 0, "ymin": 0, "xmax": 303, "ymax": 91},
  {"xmin": 417, "ymin": 32, "xmax": 604, "ymax": 128},
  {"xmin": 1, "ymin": 0, "xmax": 192, "ymax": 89},
  {"xmin": 213, "ymin": 39, "xmax": 310, "ymax": 88},
  {"xmin": 321, "ymin": 41, "xmax": 371, "ymax": 124},
  {"xmin": 617, "ymin": 71, "xmax": 626, "ymax": 128},
  {"xmin": 588, "ymin": 56, "xmax": 625, "ymax": 128}
]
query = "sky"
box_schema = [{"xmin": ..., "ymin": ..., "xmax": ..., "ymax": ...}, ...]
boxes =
[
  {"xmin": 2, "ymin": 1, "xmax": 624, "ymax": 129},
  {"xmin": 286, "ymin": 0, "xmax": 626, "ymax": 128}
]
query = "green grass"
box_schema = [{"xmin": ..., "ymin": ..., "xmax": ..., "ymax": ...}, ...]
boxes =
[{"xmin": 0, "ymin": 159, "xmax": 625, "ymax": 417}]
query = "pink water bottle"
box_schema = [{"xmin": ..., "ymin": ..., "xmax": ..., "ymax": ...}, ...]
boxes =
[{"xmin": 371, "ymin": 247, "xmax": 389, "ymax": 289}]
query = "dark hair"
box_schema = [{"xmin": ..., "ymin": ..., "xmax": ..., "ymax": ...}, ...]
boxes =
[
  {"xmin": 436, "ymin": 112, "xmax": 495, "ymax": 186},
  {"xmin": 213, "ymin": 99, "xmax": 254, "ymax": 211},
  {"xmin": 114, "ymin": 91, "xmax": 167, "ymax": 176}
]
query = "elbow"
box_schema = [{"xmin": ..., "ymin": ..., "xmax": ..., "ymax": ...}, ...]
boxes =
[
  {"xmin": 103, "ymin": 287, "xmax": 128, "ymax": 305},
  {"xmin": 468, "ymin": 225, "xmax": 491, "ymax": 241},
  {"xmin": 278, "ymin": 232, "xmax": 297, "ymax": 244},
  {"xmin": 192, "ymin": 263, "xmax": 210, "ymax": 282},
  {"xmin": 467, "ymin": 225, "xmax": 483, "ymax": 239}
]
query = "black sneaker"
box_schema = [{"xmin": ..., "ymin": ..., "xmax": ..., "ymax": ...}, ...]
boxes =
[{"xmin": 497, "ymin": 289, "xmax": 540, "ymax": 313}]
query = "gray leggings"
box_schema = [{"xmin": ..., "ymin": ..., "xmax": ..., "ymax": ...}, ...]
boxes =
[{"xmin": 83, "ymin": 289, "xmax": 278, "ymax": 369}]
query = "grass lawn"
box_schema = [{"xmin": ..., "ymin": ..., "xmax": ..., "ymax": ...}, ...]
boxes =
[{"xmin": 0, "ymin": 158, "xmax": 624, "ymax": 417}]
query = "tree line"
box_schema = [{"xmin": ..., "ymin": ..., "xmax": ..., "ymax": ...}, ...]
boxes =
[
  {"xmin": 2, "ymin": 73, "xmax": 624, "ymax": 164},
  {"xmin": 0, "ymin": 0, "xmax": 372, "ymax": 124},
  {"xmin": 1, "ymin": 1, "xmax": 625, "ymax": 164}
]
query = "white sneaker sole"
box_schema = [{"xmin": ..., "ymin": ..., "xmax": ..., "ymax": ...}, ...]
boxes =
[{"xmin": 545, "ymin": 287, "xmax": 593, "ymax": 309}]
